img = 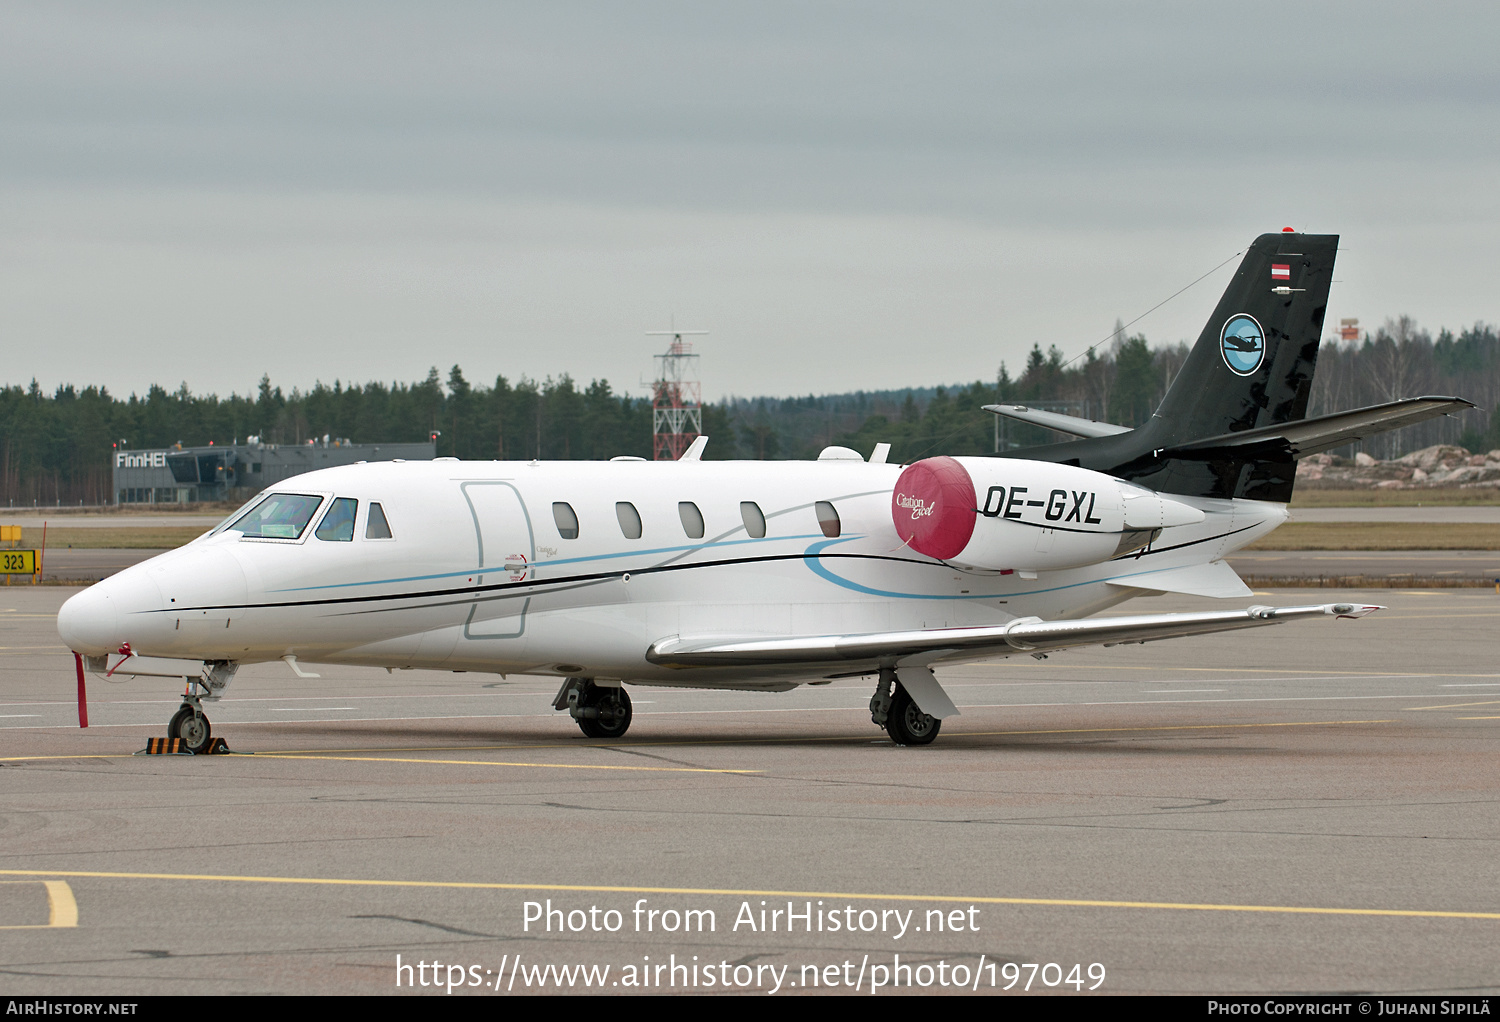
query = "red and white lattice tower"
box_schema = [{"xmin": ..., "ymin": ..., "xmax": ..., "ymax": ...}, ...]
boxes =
[{"xmin": 646, "ymin": 329, "xmax": 706, "ymax": 460}]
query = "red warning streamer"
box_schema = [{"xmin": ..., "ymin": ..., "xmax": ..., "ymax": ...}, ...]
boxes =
[{"xmin": 73, "ymin": 651, "xmax": 89, "ymax": 728}]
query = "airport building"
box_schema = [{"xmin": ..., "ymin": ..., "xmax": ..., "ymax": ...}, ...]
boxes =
[{"xmin": 111, "ymin": 437, "xmax": 437, "ymax": 505}]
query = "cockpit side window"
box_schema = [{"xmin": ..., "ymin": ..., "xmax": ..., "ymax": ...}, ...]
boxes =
[
  {"xmin": 365, "ymin": 502, "xmax": 393, "ymax": 539},
  {"xmin": 224, "ymin": 493, "xmax": 324, "ymax": 540},
  {"xmin": 315, "ymin": 497, "xmax": 358, "ymax": 542}
]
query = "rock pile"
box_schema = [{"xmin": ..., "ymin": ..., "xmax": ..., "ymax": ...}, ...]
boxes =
[{"xmin": 1296, "ymin": 444, "xmax": 1500, "ymax": 489}]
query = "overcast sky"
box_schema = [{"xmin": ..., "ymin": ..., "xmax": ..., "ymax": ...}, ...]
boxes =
[{"xmin": 3, "ymin": 2, "xmax": 1497, "ymax": 402}]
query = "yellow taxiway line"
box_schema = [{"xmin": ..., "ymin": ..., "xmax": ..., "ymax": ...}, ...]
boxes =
[
  {"xmin": 0, "ymin": 880, "xmax": 77, "ymax": 929},
  {"xmin": 0, "ymin": 869, "xmax": 1494, "ymax": 923}
]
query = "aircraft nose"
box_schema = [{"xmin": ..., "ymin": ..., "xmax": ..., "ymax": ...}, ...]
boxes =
[{"xmin": 57, "ymin": 571, "xmax": 163, "ymax": 655}]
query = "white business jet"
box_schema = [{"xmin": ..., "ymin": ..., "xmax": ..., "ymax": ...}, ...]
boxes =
[{"xmin": 56, "ymin": 232, "xmax": 1470, "ymax": 748}]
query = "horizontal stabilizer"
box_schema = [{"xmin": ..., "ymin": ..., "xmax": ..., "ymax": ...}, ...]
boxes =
[
  {"xmin": 982, "ymin": 404, "xmax": 1131, "ymax": 439},
  {"xmin": 1107, "ymin": 560, "xmax": 1252, "ymax": 599},
  {"xmin": 1165, "ymin": 397, "xmax": 1475, "ymax": 459},
  {"xmin": 646, "ymin": 603, "xmax": 1379, "ymax": 670}
]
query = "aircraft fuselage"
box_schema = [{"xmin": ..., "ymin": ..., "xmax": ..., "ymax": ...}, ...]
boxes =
[{"xmin": 58, "ymin": 457, "xmax": 1285, "ymax": 690}]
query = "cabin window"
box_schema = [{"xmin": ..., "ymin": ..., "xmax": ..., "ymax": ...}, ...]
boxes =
[
  {"xmin": 315, "ymin": 497, "xmax": 358, "ymax": 541},
  {"xmin": 616, "ymin": 501, "xmax": 643, "ymax": 540},
  {"xmin": 365, "ymin": 502, "xmax": 393, "ymax": 539},
  {"xmin": 224, "ymin": 493, "xmax": 323, "ymax": 540},
  {"xmin": 678, "ymin": 501, "xmax": 705, "ymax": 539},
  {"xmin": 740, "ymin": 501, "xmax": 766, "ymax": 539},
  {"xmin": 815, "ymin": 501, "xmax": 841, "ymax": 538},
  {"xmin": 552, "ymin": 502, "xmax": 580, "ymax": 540}
]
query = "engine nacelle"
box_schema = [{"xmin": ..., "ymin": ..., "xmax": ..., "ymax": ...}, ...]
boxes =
[{"xmin": 891, "ymin": 456, "xmax": 1205, "ymax": 572}]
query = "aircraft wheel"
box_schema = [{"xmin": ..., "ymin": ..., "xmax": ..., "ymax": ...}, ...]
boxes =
[
  {"xmin": 167, "ymin": 705, "xmax": 212, "ymax": 753},
  {"xmin": 577, "ymin": 686, "xmax": 632, "ymax": 739},
  {"xmin": 884, "ymin": 685, "xmax": 940, "ymax": 746}
]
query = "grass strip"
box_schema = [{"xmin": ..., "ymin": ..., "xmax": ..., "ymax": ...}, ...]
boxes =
[
  {"xmin": 1247, "ymin": 522, "xmax": 1500, "ymax": 550},
  {"xmin": 8, "ymin": 527, "xmax": 207, "ymax": 550},
  {"xmin": 1291, "ymin": 489, "xmax": 1500, "ymax": 507}
]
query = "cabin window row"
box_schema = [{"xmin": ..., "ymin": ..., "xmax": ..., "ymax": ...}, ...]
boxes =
[{"xmin": 551, "ymin": 500, "xmax": 840, "ymax": 542}]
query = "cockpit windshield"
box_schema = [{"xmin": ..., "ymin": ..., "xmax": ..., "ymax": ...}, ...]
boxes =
[{"xmin": 224, "ymin": 493, "xmax": 325, "ymax": 540}]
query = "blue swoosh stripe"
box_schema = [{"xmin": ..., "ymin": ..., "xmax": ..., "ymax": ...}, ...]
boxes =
[
  {"xmin": 801, "ymin": 538, "xmax": 1225, "ymax": 601},
  {"xmin": 272, "ymin": 533, "xmax": 826, "ymax": 593}
]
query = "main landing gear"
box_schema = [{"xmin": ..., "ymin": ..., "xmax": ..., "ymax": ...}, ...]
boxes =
[
  {"xmin": 869, "ymin": 667, "xmax": 941, "ymax": 746},
  {"xmin": 165, "ymin": 662, "xmax": 237, "ymax": 754},
  {"xmin": 553, "ymin": 678, "xmax": 633, "ymax": 739}
]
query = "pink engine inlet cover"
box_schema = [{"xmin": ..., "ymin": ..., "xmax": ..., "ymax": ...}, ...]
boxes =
[{"xmin": 891, "ymin": 456, "xmax": 977, "ymax": 560}]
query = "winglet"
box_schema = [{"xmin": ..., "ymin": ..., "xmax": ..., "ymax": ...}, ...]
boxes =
[
  {"xmin": 679, "ymin": 436, "xmax": 708, "ymax": 461},
  {"xmin": 1327, "ymin": 603, "xmax": 1383, "ymax": 619}
]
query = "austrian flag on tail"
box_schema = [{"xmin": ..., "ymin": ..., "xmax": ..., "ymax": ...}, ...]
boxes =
[{"xmin": 1271, "ymin": 264, "xmax": 1291, "ymax": 280}]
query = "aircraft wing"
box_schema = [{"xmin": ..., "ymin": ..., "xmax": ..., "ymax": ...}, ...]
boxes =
[
  {"xmin": 646, "ymin": 602, "xmax": 1380, "ymax": 670},
  {"xmin": 982, "ymin": 403, "xmax": 1132, "ymax": 438},
  {"xmin": 1165, "ymin": 396, "xmax": 1474, "ymax": 459}
]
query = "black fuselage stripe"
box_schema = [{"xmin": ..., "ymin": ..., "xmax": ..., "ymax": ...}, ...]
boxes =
[{"xmin": 157, "ymin": 527, "xmax": 1255, "ymax": 615}]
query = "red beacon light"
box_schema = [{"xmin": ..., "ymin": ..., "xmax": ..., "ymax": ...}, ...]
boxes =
[{"xmin": 1282, "ymin": 226, "xmax": 1295, "ymax": 233}]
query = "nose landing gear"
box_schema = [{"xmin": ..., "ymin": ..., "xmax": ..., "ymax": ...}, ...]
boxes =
[
  {"xmin": 164, "ymin": 663, "xmax": 237, "ymax": 754},
  {"xmin": 553, "ymin": 678, "xmax": 633, "ymax": 739},
  {"xmin": 167, "ymin": 702, "xmax": 212, "ymax": 752}
]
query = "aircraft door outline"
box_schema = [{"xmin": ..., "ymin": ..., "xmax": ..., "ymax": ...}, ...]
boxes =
[{"xmin": 459, "ymin": 481, "xmax": 535, "ymax": 640}]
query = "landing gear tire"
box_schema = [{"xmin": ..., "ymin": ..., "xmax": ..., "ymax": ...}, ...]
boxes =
[
  {"xmin": 167, "ymin": 705, "xmax": 212, "ymax": 753},
  {"xmin": 884, "ymin": 684, "xmax": 940, "ymax": 746},
  {"xmin": 577, "ymin": 685, "xmax": 632, "ymax": 739}
]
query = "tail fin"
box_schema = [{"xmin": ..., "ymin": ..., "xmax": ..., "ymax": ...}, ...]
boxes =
[
  {"xmin": 1154, "ymin": 231, "xmax": 1338, "ymax": 443},
  {"xmin": 998, "ymin": 231, "xmax": 1338, "ymax": 501}
]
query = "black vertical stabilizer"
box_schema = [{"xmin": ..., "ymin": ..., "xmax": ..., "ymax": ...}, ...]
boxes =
[{"xmin": 997, "ymin": 232, "xmax": 1338, "ymax": 501}]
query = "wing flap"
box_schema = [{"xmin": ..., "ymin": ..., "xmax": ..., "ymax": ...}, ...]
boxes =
[{"xmin": 645, "ymin": 603, "xmax": 1380, "ymax": 669}]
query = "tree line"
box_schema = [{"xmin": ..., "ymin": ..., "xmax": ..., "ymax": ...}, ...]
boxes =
[{"xmin": 2, "ymin": 318, "xmax": 1496, "ymax": 506}]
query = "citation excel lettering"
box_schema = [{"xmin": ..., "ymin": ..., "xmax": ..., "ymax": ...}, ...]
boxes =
[{"xmin": 894, "ymin": 493, "xmax": 936, "ymax": 519}]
